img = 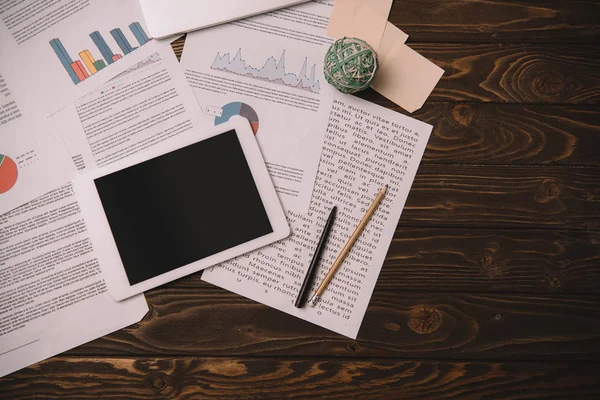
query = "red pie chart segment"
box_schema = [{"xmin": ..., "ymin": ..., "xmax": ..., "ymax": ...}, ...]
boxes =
[{"xmin": 0, "ymin": 154, "xmax": 18, "ymax": 194}]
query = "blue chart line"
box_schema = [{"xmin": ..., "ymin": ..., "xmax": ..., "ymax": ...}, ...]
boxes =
[{"xmin": 211, "ymin": 48, "xmax": 321, "ymax": 94}]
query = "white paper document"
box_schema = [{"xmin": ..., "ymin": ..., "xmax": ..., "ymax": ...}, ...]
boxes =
[
  {"xmin": 0, "ymin": 0, "xmax": 167, "ymax": 213},
  {"xmin": 0, "ymin": 0, "xmax": 167, "ymax": 116},
  {"xmin": 52, "ymin": 45, "xmax": 205, "ymax": 172},
  {"xmin": 180, "ymin": 1, "xmax": 336, "ymax": 212},
  {"xmin": 202, "ymin": 94, "xmax": 432, "ymax": 338},
  {"xmin": 0, "ymin": 45, "xmax": 207, "ymax": 378},
  {"xmin": 0, "ymin": 183, "xmax": 148, "ymax": 378},
  {"xmin": 0, "ymin": 71, "xmax": 77, "ymax": 215}
]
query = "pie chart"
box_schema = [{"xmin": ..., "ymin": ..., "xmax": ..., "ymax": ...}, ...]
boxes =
[
  {"xmin": 214, "ymin": 102, "xmax": 260, "ymax": 135},
  {"xmin": 0, "ymin": 154, "xmax": 18, "ymax": 194}
]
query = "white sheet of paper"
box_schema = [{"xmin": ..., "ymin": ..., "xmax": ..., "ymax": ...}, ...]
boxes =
[
  {"xmin": 0, "ymin": 71, "xmax": 77, "ymax": 215},
  {"xmin": 180, "ymin": 1, "xmax": 336, "ymax": 213},
  {"xmin": 0, "ymin": 0, "xmax": 168, "ymax": 117},
  {"xmin": 372, "ymin": 44, "xmax": 445, "ymax": 113},
  {"xmin": 0, "ymin": 183, "xmax": 148, "ymax": 378},
  {"xmin": 0, "ymin": 120, "xmax": 76, "ymax": 215},
  {"xmin": 202, "ymin": 94, "xmax": 432, "ymax": 338},
  {"xmin": 0, "ymin": 45, "xmax": 208, "ymax": 378},
  {"xmin": 52, "ymin": 45, "xmax": 205, "ymax": 172}
]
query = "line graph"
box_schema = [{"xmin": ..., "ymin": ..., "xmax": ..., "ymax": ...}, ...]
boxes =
[{"xmin": 211, "ymin": 48, "xmax": 321, "ymax": 94}]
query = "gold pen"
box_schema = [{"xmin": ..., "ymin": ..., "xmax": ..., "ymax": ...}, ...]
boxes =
[{"xmin": 309, "ymin": 185, "xmax": 388, "ymax": 307}]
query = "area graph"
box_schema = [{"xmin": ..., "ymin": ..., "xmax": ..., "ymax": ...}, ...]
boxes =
[
  {"xmin": 211, "ymin": 48, "xmax": 321, "ymax": 94},
  {"xmin": 49, "ymin": 22, "xmax": 150, "ymax": 85}
]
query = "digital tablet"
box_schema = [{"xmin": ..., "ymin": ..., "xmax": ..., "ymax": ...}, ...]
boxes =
[{"xmin": 74, "ymin": 118, "xmax": 290, "ymax": 301}]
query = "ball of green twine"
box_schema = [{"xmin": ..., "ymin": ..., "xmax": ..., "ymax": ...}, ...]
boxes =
[{"xmin": 324, "ymin": 37, "xmax": 379, "ymax": 94}]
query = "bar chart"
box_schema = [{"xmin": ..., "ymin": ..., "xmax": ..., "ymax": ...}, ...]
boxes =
[{"xmin": 49, "ymin": 22, "xmax": 150, "ymax": 85}]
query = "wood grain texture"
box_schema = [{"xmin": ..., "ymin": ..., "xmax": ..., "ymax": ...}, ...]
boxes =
[
  {"xmin": 415, "ymin": 104, "xmax": 600, "ymax": 165},
  {"xmin": 389, "ymin": 0, "xmax": 600, "ymax": 43},
  {"xmin": 170, "ymin": 228, "xmax": 600, "ymax": 295},
  {"xmin": 418, "ymin": 43, "xmax": 600, "ymax": 104},
  {"xmin": 171, "ymin": 36, "xmax": 185, "ymax": 59},
  {"xmin": 1, "ymin": 357, "xmax": 599, "ymax": 400},
  {"xmin": 62, "ymin": 288, "xmax": 600, "ymax": 361},
  {"xmin": 173, "ymin": 41, "xmax": 600, "ymax": 105},
  {"xmin": 402, "ymin": 166, "xmax": 600, "ymax": 229}
]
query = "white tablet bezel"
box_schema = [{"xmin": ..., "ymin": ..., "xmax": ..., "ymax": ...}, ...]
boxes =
[{"xmin": 74, "ymin": 118, "xmax": 290, "ymax": 301}]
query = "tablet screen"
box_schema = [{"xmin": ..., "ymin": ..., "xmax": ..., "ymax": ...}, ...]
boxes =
[{"xmin": 93, "ymin": 129, "xmax": 273, "ymax": 285}]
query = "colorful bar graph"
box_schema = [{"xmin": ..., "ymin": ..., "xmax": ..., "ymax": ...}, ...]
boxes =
[
  {"xmin": 49, "ymin": 39, "xmax": 80, "ymax": 84},
  {"xmin": 71, "ymin": 60, "xmax": 89, "ymax": 81},
  {"xmin": 50, "ymin": 22, "xmax": 150, "ymax": 85},
  {"xmin": 79, "ymin": 50, "xmax": 97, "ymax": 74},
  {"xmin": 110, "ymin": 28, "xmax": 134, "ymax": 55},
  {"xmin": 129, "ymin": 22, "xmax": 149, "ymax": 46}
]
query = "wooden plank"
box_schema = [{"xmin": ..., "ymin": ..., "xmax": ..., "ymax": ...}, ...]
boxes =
[
  {"xmin": 399, "ymin": 166, "xmax": 600, "ymax": 230},
  {"xmin": 389, "ymin": 0, "xmax": 600, "ymax": 43},
  {"xmin": 416, "ymin": 43, "xmax": 600, "ymax": 104},
  {"xmin": 65, "ymin": 289, "xmax": 600, "ymax": 361},
  {"xmin": 172, "ymin": 228, "xmax": 600, "ymax": 295},
  {"xmin": 172, "ymin": 41, "xmax": 600, "ymax": 105},
  {"xmin": 415, "ymin": 104, "xmax": 600, "ymax": 166},
  {"xmin": 2, "ymin": 357, "xmax": 599, "ymax": 399},
  {"xmin": 383, "ymin": 228, "xmax": 600, "ymax": 293}
]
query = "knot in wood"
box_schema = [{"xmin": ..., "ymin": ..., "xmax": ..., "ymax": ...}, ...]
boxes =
[
  {"xmin": 145, "ymin": 372, "xmax": 176, "ymax": 397},
  {"xmin": 532, "ymin": 70, "xmax": 566, "ymax": 99},
  {"xmin": 481, "ymin": 255, "xmax": 494, "ymax": 268},
  {"xmin": 535, "ymin": 178, "xmax": 562, "ymax": 203},
  {"xmin": 408, "ymin": 306, "xmax": 442, "ymax": 335},
  {"xmin": 549, "ymin": 276, "xmax": 562, "ymax": 289},
  {"xmin": 451, "ymin": 104, "xmax": 475, "ymax": 128},
  {"xmin": 346, "ymin": 342, "xmax": 361, "ymax": 353},
  {"xmin": 151, "ymin": 377, "xmax": 165, "ymax": 390}
]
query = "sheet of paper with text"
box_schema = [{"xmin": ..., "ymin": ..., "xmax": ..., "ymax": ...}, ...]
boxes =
[
  {"xmin": 0, "ymin": 0, "xmax": 167, "ymax": 215},
  {"xmin": 180, "ymin": 1, "xmax": 335, "ymax": 213},
  {"xmin": 202, "ymin": 94, "xmax": 432, "ymax": 338},
  {"xmin": 0, "ymin": 45, "xmax": 205, "ymax": 377},
  {"xmin": 0, "ymin": 0, "xmax": 168, "ymax": 116}
]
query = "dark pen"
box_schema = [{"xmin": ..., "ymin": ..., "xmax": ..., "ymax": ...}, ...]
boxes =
[{"xmin": 294, "ymin": 206, "xmax": 337, "ymax": 308}]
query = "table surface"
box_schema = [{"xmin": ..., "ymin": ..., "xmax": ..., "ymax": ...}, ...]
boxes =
[{"xmin": 3, "ymin": 1, "xmax": 600, "ymax": 398}]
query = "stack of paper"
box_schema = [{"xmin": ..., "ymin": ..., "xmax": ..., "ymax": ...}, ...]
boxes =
[
  {"xmin": 180, "ymin": 1, "xmax": 434, "ymax": 338},
  {"xmin": 0, "ymin": 0, "xmax": 438, "ymax": 377},
  {"xmin": 0, "ymin": 0, "xmax": 177, "ymax": 378}
]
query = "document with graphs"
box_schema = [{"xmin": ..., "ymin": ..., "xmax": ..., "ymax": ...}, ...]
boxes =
[
  {"xmin": 0, "ymin": 45, "xmax": 203, "ymax": 378},
  {"xmin": 180, "ymin": 0, "xmax": 335, "ymax": 213},
  {"xmin": 51, "ymin": 45, "xmax": 204, "ymax": 172},
  {"xmin": 0, "ymin": 0, "xmax": 166, "ymax": 213},
  {"xmin": 0, "ymin": 70, "xmax": 76, "ymax": 215},
  {"xmin": 0, "ymin": 0, "xmax": 166, "ymax": 117}
]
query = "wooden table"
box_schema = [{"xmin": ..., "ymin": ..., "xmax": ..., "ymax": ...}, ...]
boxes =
[{"xmin": 2, "ymin": 1, "xmax": 600, "ymax": 398}]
